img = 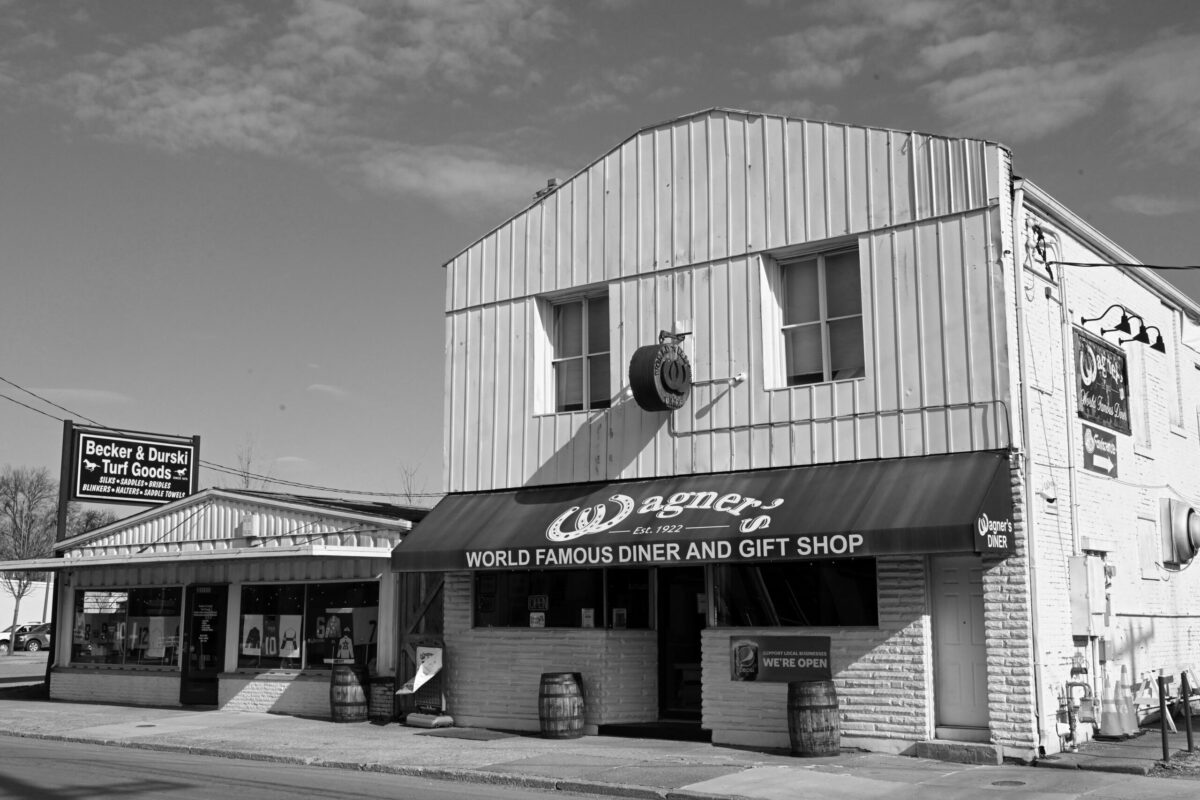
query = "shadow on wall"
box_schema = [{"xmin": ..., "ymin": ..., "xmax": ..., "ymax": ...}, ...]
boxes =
[{"xmin": 527, "ymin": 387, "xmax": 665, "ymax": 487}]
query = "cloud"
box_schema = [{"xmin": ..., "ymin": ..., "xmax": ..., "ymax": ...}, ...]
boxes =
[
  {"xmin": 357, "ymin": 142, "xmax": 565, "ymax": 214},
  {"xmin": 924, "ymin": 60, "xmax": 1111, "ymax": 141},
  {"xmin": 1113, "ymin": 34, "xmax": 1200, "ymax": 161},
  {"xmin": 305, "ymin": 383, "xmax": 349, "ymax": 398},
  {"xmin": 274, "ymin": 455, "xmax": 314, "ymax": 469},
  {"xmin": 766, "ymin": 25, "xmax": 871, "ymax": 91},
  {"xmin": 1112, "ymin": 194, "xmax": 1200, "ymax": 217},
  {"xmin": 33, "ymin": 0, "xmax": 568, "ymax": 183}
]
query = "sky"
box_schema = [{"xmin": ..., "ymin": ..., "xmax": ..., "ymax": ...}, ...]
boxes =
[{"xmin": 2, "ymin": 0, "xmax": 1199, "ymax": 510}]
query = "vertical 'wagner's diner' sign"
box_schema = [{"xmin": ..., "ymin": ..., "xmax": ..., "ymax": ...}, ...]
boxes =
[
  {"xmin": 1074, "ymin": 329, "xmax": 1130, "ymax": 436},
  {"xmin": 68, "ymin": 424, "xmax": 199, "ymax": 505}
]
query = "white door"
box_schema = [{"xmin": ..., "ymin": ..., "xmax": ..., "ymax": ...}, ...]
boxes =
[{"xmin": 931, "ymin": 555, "xmax": 988, "ymax": 735}]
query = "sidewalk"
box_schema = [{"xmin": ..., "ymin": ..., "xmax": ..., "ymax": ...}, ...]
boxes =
[{"xmin": 2, "ymin": 675, "xmax": 1199, "ymax": 799}]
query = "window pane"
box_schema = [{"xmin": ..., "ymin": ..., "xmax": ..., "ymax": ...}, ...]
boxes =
[
  {"xmin": 605, "ymin": 568, "xmax": 651, "ymax": 629},
  {"xmin": 828, "ymin": 316, "xmax": 865, "ymax": 380},
  {"xmin": 554, "ymin": 302, "xmax": 583, "ymax": 357},
  {"xmin": 305, "ymin": 582, "xmax": 379, "ymax": 670},
  {"xmin": 72, "ymin": 588, "xmax": 182, "ymax": 666},
  {"xmin": 474, "ymin": 569, "xmax": 602, "ymax": 627},
  {"xmin": 784, "ymin": 324, "xmax": 824, "ymax": 385},
  {"xmin": 588, "ymin": 355, "xmax": 610, "ymax": 409},
  {"xmin": 239, "ymin": 584, "xmax": 305, "ymax": 669},
  {"xmin": 825, "ymin": 250, "xmax": 861, "ymax": 318},
  {"xmin": 783, "ymin": 259, "xmax": 820, "ymax": 324},
  {"xmin": 555, "ymin": 359, "xmax": 583, "ymax": 412},
  {"xmin": 713, "ymin": 560, "xmax": 878, "ymax": 627},
  {"xmin": 586, "ymin": 296, "xmax": 609, "ymax": 354}
]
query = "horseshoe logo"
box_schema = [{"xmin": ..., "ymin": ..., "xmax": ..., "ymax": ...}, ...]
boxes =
[{"xmin": 546, "ymin": 494, "xmax": 635, "ymax": 541}]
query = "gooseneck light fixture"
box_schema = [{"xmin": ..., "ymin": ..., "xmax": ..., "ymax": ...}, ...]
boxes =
[
  {"xmin": 1079, "ymin": 303, "xmax": 1167, "ymax": 353},
  {"xmin": 1079, "ymin": 304, "xmax": 1133, "ymax": 335},
  {"xmin": 1142, "ymin": 325, "xmax": 1167, "ymax": 353}
]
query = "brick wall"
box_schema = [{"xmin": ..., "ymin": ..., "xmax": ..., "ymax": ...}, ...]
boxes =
[
  {"xmin": 219, "ymin": 672, "xmax": 330, "ymax": 717},
  {"xmin": 442, "ymin": 572, "xmax": 656, "ymax": 732},
  {"xmin": 51, "ymin": 668, "xmax": 180, "ymax": 707},
  {"xmin": 703, "ymin": 556, "xmax": 930, "ymax": 753}
]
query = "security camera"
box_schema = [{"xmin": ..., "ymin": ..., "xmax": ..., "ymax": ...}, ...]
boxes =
[{"xmin": 1038, "ymin": 481, "xmax": 1057, "ymax": 504}]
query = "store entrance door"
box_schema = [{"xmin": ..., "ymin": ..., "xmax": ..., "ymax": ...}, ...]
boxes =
[
  {"xmin": 931, "ymin": 555, "xmax": 989, "ymax": 740},
  {"xmin": 180, "ymin": 584, "xmax": 227, "ymax": 706},
  {"xmin": 657, "ymin": 566, "xmax": 705, "ymax": 720}
]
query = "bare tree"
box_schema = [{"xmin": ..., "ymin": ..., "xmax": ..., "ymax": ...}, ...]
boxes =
[
  {"xmin": 230, "ymin": 435, "xmax": 272, "ymax": 490},
  {"xmin": 0, "ymin": 467, "xmax": 57, "ymax": 656},
  {"xmin": 0, "ymin": 467, "xmax": 118, "ymax": 655},
  {"xmin": 397, "ymin": 462, "xmax": 431, "ymax": 507}
]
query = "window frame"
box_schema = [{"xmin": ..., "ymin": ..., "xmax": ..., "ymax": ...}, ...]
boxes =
[
  {"xmin": 536, "ymin": 288, "xmax": 612, "ymax": 414},
  {"xmin": 236, "ymin": 579, "xmax": 380, "ymax": 672},
  {"xmin": 69, "ymin": 586, "xmax": 184, "ymax": 669},
  {"xmin": 760, "ymin": 242, "xmax": 867, "ymax": 390}
]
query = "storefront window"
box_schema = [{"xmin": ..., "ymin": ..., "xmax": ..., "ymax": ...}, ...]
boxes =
[
  {"xmin": 473, "ymin": 568, "xmax": 650, "ymax": 628},
  {"xmin": 237, "ymin": 581, "xmax": 378, "ymax": 670},
  {"xmin": 72, "ymin": 588, "xmax": 183, "ymax": 666},
  {"xmin": 713, "ymin": 560, "xmax": 878, "ymax": 627}
]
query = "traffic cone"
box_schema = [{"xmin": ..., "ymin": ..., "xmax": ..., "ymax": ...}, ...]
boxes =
[
  {"xmin": 1098, "ymin": 670, "xmax": 1124, "ymax": 738},
  {"xmin": 1118, "ymin": 665, "xmax": 1139, "ymax": 735}
]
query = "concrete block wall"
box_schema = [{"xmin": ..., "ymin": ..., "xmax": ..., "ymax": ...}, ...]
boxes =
[
  {"xmin": 219, "ymin": 672, "xmax": 330, "ymax": 717},
  {"xmin": 51, "ymin": 668, "xmax": 180, "ymax": 707},
  {"xmin": 702, "ymin": 556, "xmax": 929, "ymax": 753},
  {"xmin": 983, "ymin": 470, "xmax": 1038, "ymax": 759},
  {"xmin": 442, "ymin": 571, "xmax": 657, "ymax": 732}
]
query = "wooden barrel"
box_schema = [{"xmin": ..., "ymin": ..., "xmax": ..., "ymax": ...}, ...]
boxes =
[
  {"xmin": 787, "ymin": 679, "xmax": 840, "ymax": 756},
  {"xmin": 330, "ymin": 664, "xmax": 369, "ymax": 723},
  {"xmin": 538, "ymin": 672, "xmax": 584, "ymax": 739}
]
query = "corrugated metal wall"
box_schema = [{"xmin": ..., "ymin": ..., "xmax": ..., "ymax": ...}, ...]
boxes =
[
  {"xmin": 72, "ymin": 557, "xmax": 383, "ymax": 588},
  {"xmin": 444, "ymin": 109, "xmax": 1011, "ymax": 492},
  {"xmin": 67, "ymin": 496, "xmax": 405, "ymax": 557}
]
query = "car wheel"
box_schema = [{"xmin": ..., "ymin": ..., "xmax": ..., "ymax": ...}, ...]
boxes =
[{"xmin": 25, "ymin": 639, "xmax": 41, "ymax": 652}]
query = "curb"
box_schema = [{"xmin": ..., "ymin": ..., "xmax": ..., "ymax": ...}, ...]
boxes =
[{"xmin": 0, "ymin": 728, "xmax": 742, "ymax": 800}]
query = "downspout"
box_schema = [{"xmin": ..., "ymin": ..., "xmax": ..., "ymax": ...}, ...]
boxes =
[{"xmin": 1012, "ymin": 183, "xmax": 1049, "ymax": 755}]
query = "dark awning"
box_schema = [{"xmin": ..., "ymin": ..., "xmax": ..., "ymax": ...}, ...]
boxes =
[{"xmin": 391, "ymin": 451, "xmax": 1015, "ymax": 571}]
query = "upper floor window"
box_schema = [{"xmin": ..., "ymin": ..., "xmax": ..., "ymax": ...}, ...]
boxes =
[
  {"xmin": 780, "ymin": 248, "xmax": 864, "ymax": 386},
  {"xmin": 552, "ymin": 295, "xmax": 610, "ymax": 412}
]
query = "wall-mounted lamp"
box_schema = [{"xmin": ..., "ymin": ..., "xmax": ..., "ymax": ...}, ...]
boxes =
[
  {"xmin": 1080, "ymin": 303, "xmax": 1166, "ymax": 353},
  {"xmin": 1119, "ymin": 322, "xmax": 1151, "ymax": 347},
  {"xmin": 1079, "ymin": 303, "xmax": 1133, "ymax": 335},
  {"xmin": 1141, "ymin": 325, "xmax": 1167, "ymax": 353}
]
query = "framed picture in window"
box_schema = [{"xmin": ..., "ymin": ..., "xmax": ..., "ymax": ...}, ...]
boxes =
[{"xmin": 612, "ymin": 608, "xmax": 627, "ymax": 629}]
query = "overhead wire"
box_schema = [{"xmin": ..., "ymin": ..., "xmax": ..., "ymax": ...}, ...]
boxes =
[{"xmin": 0, "ymin": 374, "xmax": 444, "ymax": 501}]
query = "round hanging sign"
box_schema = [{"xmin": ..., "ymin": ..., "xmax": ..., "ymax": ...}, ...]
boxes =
[{"xmin": 629, "ymin": 343, "xmax": 692, "ymax": 412}]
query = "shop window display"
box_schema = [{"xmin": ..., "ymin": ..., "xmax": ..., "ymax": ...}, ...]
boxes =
[
  {"xmin": 238, "ymin": 581, "xmax": 378, "ymax": 670},
  {"xmin": 72, "ymin": 588, "xmax": 183, "ymax": 666},
  {"xmin": 713, "ymin": 560, "xmax": 878, "ymax": 627},
  {"xmin": 473, "ymin": 568, "xmax": 650, "ymax": 628}
]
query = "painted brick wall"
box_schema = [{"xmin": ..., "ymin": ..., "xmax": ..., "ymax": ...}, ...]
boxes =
[
  {"xmin": 983, "ymin": 470, "xmax": 1038, "ymax": 758},
  {"xmin": 442, "ymin": 571, "xmax": 657, "ymax": 731},
  {"xmin": 1016, "ymin": 207, "xmax": 1200, "ymax": 754},
  {"xmin": 702, "ymin": 556, "xmax": 930, "ymax": 753},
  {"xmin": 51, "ymin": 668, "xmax": 179, "ymax": 707},
  {"xmin": 219, "ymin": 672, "xmax": 330, "ymax": 717}
]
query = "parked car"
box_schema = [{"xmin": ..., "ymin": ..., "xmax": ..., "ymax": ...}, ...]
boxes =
[
  {"xmin": 15, "ymin": 623, "xmax": 52, "ymax": 652},
  {"xmin": 0, "ymin": 622, "xmax": 44, "ymax": 655}
]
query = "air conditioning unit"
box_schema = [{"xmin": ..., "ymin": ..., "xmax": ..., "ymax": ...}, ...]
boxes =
[{"xmin": 1160, "ymin": 498, "xmax": 1200, "ymax": 567}]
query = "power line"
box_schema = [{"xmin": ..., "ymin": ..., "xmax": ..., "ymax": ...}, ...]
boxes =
[
  {"xmin": 1051, "ymin": 260, "xmax": 1200, "ymax": 270},
  {"xmin": 0, "ymin": 375, "xmax": 444, "ymax": 501}
]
